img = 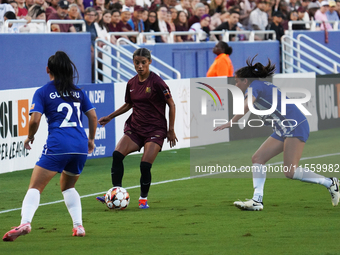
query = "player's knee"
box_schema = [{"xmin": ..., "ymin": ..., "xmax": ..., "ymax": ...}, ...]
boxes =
[
  {"xmin": 112, "ymin": 151, "xmax": 125, "ymax": 164},
  {"xmin": 252, "ymin": 154, "xmax": 264, "ymax": 164}
]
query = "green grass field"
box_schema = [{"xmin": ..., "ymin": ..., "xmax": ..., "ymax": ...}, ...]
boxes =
[{"xmin": 0, "ymin": 128, "xmax": 339, "ymax": 255}]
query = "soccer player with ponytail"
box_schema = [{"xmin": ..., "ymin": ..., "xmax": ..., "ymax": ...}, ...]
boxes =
[
  {"xmin": 3, "ymin": 51, "xmax": 97, "ymax": 241},
  {"xmin": 214, "ymin": 56, "xmax": 340, "ymax": 211},
  {"xmin": 97, "ymin": 48, "xmax": 177, "ymax": 209}
]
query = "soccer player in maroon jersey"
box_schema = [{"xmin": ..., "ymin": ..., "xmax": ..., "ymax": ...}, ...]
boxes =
[{"xmin": 97, "ymin": 48, "xmax": 177, "ymax": 209}]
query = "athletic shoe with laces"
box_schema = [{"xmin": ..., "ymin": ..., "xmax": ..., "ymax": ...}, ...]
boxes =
[
  {"xmin": 72, "ymin": 225, "xmax": 85, "ymax": 237},
  {"xmin": 234, "ymin": 199, "xmax": 263, "ymax": 211},
  {"xmin": 96, "ymin": 195, "xmax": 105, "ymax": 204},
  {"xmin": 328, "ymin": 177, "xmax": 340, "ymax": 206},
  {"xmin": 3, "ymin": 223, "xmax": 31, "ymax": 242},
  {"xmin": 139, "ymin": 199, "xmax": 149, "ymax": 209}
]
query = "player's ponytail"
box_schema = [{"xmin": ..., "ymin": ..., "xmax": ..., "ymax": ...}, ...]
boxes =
[
  {"xmin": 48, "ymin": 51, "xmax": 80, "ymax": 101},
  {"xmin": 235, "ymin": 55, "xmax": 276, "ymax": 80}
]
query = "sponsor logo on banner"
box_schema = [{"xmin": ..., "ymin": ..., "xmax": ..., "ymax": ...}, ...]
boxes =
[{"xmin": 0, "ymin": 99, "xmax": 30, "ymax": 161}]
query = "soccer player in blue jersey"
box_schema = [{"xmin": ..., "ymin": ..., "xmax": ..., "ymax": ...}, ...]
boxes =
[
  {"xmin": 214, "ymin": 56, "xmax": 340, "ymax": 211},
  {"xmin": 3, "ymin": 51, "xmax": 97, "ymax": 241}
]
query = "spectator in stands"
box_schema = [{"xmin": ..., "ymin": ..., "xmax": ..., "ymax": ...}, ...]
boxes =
[
  {"xmin": 189, "ymin": 0, "xmax": 199, "ymax": 17},
  {"xmin": 3, "ymin": 11, "xmax": 19, "ymax": 32},
  {"xmin": 174, "ymin": 10, "xmax": 190, "ymax": 42},
  {"xmin": 277, "ymin": 1, "xmax": 289, "ymax": 21},
  {"xmin": 307, "ymin": 1, "xmax": 319, "ymax": 22},
  {"xmin": 169, "ymin": 6, "xmax": 177, "ymax": 21},
  {"xmin": 239, "ymin": 0, "xmax": 257, "ymax": 26},
  {"xmin": 289, "ymin": 9, "xmax": 306, "ymax": 29},
  {"xmin": 94, "ymin": 6, "xmax": 102, "ymax": 21},
  {"xmin": 0, "ymin": 2, "xmax": 15, "ymax": 29},
  {"xmin": 149, "ymin": 0, "xmax": 161, "ymax": 11},
  {"xmin": 68, "ymin": 3, "xmax": 83, "ymax": 31},
  {"xmin": 156, "ymin": 5, "xmax": 171, "ymax": 42},
  {"xmin": 123, "ymin": 0, "xmax": 135, "ymax": 13},
  {"xmin": 209, "ymin": 0, "xmax": 226, "ymax": 15},
  {"xmin": 83, "ymin": 0, "xmax": 94, "ymax": 10},
  {"xmin": 266, "ymin": 11, "xmax": 283, "ymax": 41},
  {"xmin": 288, "ymin": 0, "xmax": 300, "ymax": 12},
  {"xmin": 315, "ymin": 1, "xmax": 332, "ymax": 30},
  {"xmin": 141, "ymin": 8, "xmax": 148, "ymax": 23},
  {"xmin": 213, "ymin": 9, "xmax": 239, "ymax": 41},
  {"xmin": 248, "ymin": 0, "xmax": 268, "ymax": 36},
  {"xmin": 95, "ymin": 0, "xmax": 105, "ymax": 11},
  {"xmin": 16, "ymin": 0, "xmax": 28, "ymax": 17},
  {"xmin": 34, "ymin": 0, "xmax": 49, "ymax": 9},
  {"xmin": 84, "ymin": 6, "xmax": 97, "ymax": 44},
  {"xmin": 163, "ymin": 0, "xmax": 177, "ymax": 8},
  {"xmin": 127, "ymin": 5, "xmax": 145, "ymax": 32},
  {"xmin": 175, "ymin": 0, "xmax": 191, "ymax": 17},
  {"xmin": 336, "ymin": 1, "xmax": 340, "ymax": 18},
  {"xmin": 8, "ymin": 0, "xmax": 18, "ymax": 16},
  {"xmin": 19, "ymin": 4, "xmax": 45, "ymax": 32},
  {"xmin": 189, "ymin": 13, "xmax": 210, "ymax": 41},
  {"xmin": 108, "ymin": 8, "xmax": 121, "ymax": 31},
  {"xmin": 167, "ymin": 8, "xmax": 176, "ymax": 31},
  {"xmin": 144, "ymin": 9, "xmax": 157, "ymax": 31},
  {"xmin": 45, "ymin": 0, "xmax": 58, "ymax": 19},
  {"xmin": 136, "ymin": 0, "xmax": 151, "ymax": 9},
  {"xmin": 207, "ymin": 41, "xmax": 234, "ymax": 77},
  {"xmin": 326, "ymin": 1, "xmax": 339, "ymax": 27},
  {"xmin": 26, "ymin": 0, "xmax": 35, "ymax": 11},
  {"xmin": 95, "ymin": 9, "xmax": 116, "ymax": 42},
  {"xmin": 188, "ymin": 2, "xmax": 205, "ymax": 27},
  {"xmin": 47, "ymin": 0, "xmax": 77, "ymax": 32}
]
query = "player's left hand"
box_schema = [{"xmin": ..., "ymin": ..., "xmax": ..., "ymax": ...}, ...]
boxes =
[
  {"xmin": 213, "ymin": 123, "xmax": 231, "ymax": 131},
  {"xmin": 167, "ymin": 130, "xmax": 178, "ymax": 148},
  {"xmin": 88, "ymin": 139, "xmax": 95, "ymax": 153},
  {"xmin": 24, "ymin": 136, "xmax": 34, "ymax": 150}
]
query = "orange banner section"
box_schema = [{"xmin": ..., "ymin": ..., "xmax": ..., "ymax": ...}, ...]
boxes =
[{"xmin": 17, "ymin": 99, "xmax": 29, "ymax": 136}]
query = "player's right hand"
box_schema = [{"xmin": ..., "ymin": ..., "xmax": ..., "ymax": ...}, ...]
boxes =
[
  {"xmin": 98, "ymin": 116, "xmax": 111, "ymax": 126},
  {"xmin": 88, "ymin": 139, "xmax": 95, "ymax": 153},
  {"xmin": 24, "ymin": 137, "xmax": 35, "ymax": 150}
]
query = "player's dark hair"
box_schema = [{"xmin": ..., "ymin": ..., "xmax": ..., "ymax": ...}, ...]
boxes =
[
  {"xmin": 133, "ymin": 48, "xmax": 152, "ymax": 61},
  {"xmin": 48, "ymin": 51, "xmax": 80, "ymax": 101},
  {"xmin": 235, "ymin": 55, "xmax": 276, "ymax": 79},
  {"xmin": 220, "ymin": 41, "xmax": 233, "ymax": 55}
]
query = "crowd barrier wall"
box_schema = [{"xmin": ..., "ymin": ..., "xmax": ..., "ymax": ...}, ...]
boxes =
[
  {"xmin": 111, "ymin": 41, "xmax": 281, "ymax": 80},
  {"xmin": 0, "ymin": 33, "xmax": 92, "ymax": 90}
]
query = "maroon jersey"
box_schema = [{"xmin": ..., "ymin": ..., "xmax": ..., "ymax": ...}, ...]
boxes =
[{"xmin": 124, "ymin": 72, "xmax": 171, "ymax": 137}]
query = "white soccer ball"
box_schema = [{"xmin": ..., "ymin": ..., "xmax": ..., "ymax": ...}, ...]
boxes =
[{"xmin": 105, "ymin": 187, "xmax": 130, "ymax": 210}]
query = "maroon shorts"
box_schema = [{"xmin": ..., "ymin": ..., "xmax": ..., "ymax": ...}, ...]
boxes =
[{"xmin": 124, "ymin": 130, "xmax": 166, "ymax": 151}]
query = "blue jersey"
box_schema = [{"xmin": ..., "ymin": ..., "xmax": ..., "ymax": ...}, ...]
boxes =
[
  {"xmin": 246, "ymin": 80, "xmax": 308, "ymax": 137},
  {"xmin": 30, "ymin": 81, "xmax": 94, "ymax": 155}
]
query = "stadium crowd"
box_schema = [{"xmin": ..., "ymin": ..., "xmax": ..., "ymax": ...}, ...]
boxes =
[{"xmin": 1, "ymin": 0, "xmax": 340, "ymax": 42}]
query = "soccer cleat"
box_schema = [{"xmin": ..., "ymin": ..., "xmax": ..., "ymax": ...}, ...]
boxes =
[
  {"xmin": 234, "ymin": 199, "xmax": 263, "ymax": 211},
  {"xmin": 72, "ymin": 225, "xmax": 85, "ymax": 237},
  {"xmin": 96, "ymin": 195, "xmax": 105, "ymax": 204},
  {"xmin": 328, "ymin": 177, "xmax": 340, "ymax": 206},
  {"xmin": 3, "ymin": 223, "xmax": 31, "ymax": 242},
  {"xmin": 139, "ymin": 199, "xmax": 149, "ymax": 209}
]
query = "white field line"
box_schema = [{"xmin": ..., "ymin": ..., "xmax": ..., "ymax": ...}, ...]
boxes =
[{"xmin": 0, "ymin": 152, "xmax": 339, "ymax": 215}]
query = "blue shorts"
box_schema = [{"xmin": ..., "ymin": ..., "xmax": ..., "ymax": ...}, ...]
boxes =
[
  {"xmin": 36, "ymin": 154, "xmax": 88, "ymax": 175},
  {"xmin": 271, "ymin": 120, "xmax": 310, "ymax": 143}
]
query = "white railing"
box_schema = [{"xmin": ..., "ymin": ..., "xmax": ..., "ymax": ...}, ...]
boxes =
[
  {"xmin": 297, "ymin": 34, "xmax": 340, "ymax": 73},
  {"xmin": 95, "ymin": 36, "xmax": 181, "ymax": 83},
  {"xmin": 138, "ymin": 31, "xmax": 171, "ymax": 44},
  {"xmin": 2, "ymin": 19, "xmax": 46, "ymax": 33},
  {"xmin": 46, "ymin": 19, "xmax": 86, "ymax": 32},
  {"xmin": 281, "ymin": 34, "xmax": 340, "ymax": 74},
  {"xmin": 288, "ymin": 20, "xmax": 339, "ymax": 31},
  {"xmin": 169, "ymin": 31, "xmax": 200, "ymax": 43}
]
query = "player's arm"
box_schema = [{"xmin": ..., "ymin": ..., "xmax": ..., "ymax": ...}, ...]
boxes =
[
  {"xmin": 85, "ymin": 108, "xmax": 98, "ymax": 153},
  {"xmin": 213, "ymin": 95, "xmax": 256, "ymax": 131},
  {"xmin": 166, "ymin": 97, "xmax": 178, "ymax": 148},
  {"xmin": 24, "ymin": 112, "xmax": 42, "ymax": 150},
  {"xmin": 69, "ymin": 25, "xmax": 76, "ymax": 33},
  {"xmin": 98, "ymin": 103, "xmax": 133, "ymax": 126}
]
